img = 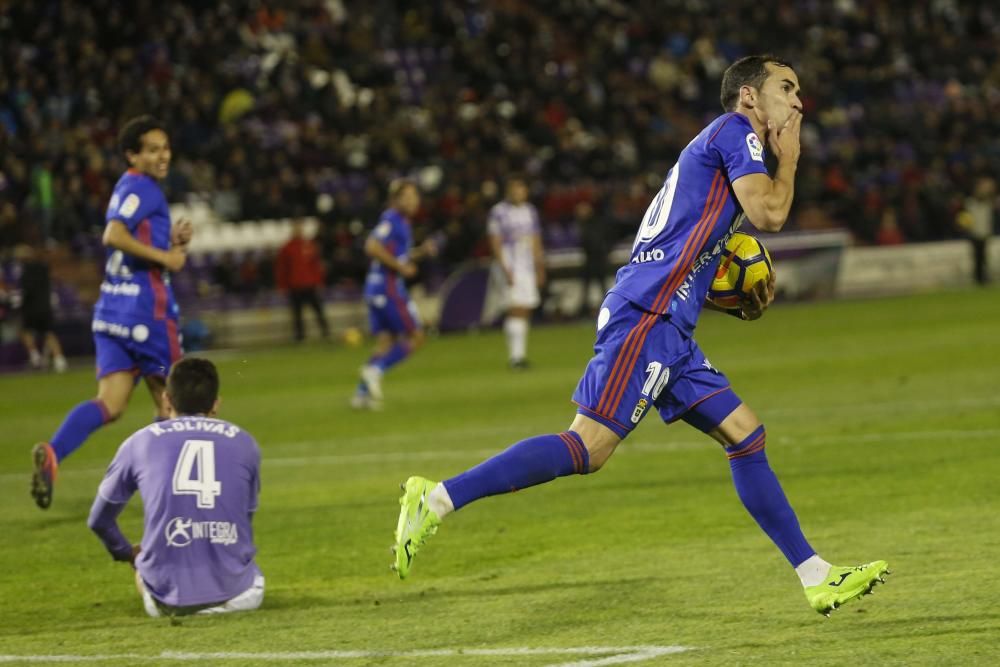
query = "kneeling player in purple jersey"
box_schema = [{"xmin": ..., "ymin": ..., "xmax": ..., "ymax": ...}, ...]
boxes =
[
  {"xmin": 31, "ymin": 116, "xmax": 192, "ymax": 509},
  {"xmin": 393, "ymin": 56, "xmax": 889, "ymax": 616},
  {"xmin": 88, "ymin": 358, "xmax": 264, "ymax": 617}
]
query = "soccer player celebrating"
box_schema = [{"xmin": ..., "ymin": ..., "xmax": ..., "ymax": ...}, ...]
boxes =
[
  {"xmin": 31, "ymin": 116, "xmax": 192, "ymax": 509},
  {"xmin": 488, "ymin": 176, "xmax": 546, "ymax": 369},
  {"xmin": 88, "ymin": 358, "xmax": 264, "ymax": 617},
  {"xmin": 393, "ymin": 56, "xmax": 889, "ymax": 616},
  {"xmin": 352, "ymin": 179, "xmax": 434, "ymax": 410}
]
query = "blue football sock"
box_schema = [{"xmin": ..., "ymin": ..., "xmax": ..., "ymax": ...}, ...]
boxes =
[
  {"xmin": 370, "ymin": 342, "xmax": 411, "ymax": 372},
  {"xmin": 443, "ymin": 431, "xmax": 589, "ymax": 511},
  {"xmin": 726, "ymin": 426, "xmax": 815, "ymax": 567},
  {"xmin": 50, "ymin": 400, "xmax": 111, "ymax": 462}
]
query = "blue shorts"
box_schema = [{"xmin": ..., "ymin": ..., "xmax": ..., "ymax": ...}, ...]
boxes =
[
  {"xmin": 572, "ymin": 293, "xmax": 738, "ymax": 439},
  {"xmin": 93, "ymin": 317, "xmax": 183, "ymax": 380},
  {"xmin": 366, "ymin": 293, "xmax": 421, "ymax": 335}
]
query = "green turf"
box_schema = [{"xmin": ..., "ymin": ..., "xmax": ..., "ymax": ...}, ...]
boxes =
[{"xmin": 1, "ymin": 288, "xmax": 999, "ymax": 666}]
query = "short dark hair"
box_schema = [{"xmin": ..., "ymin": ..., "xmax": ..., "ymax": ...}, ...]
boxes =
[
  {"xmin": 720, "ymin": 55, "xmax": 793, "ymax": 111},
  {"xmin": 166, "ymin": 358, "xmax": 219, "ymax": 415},
  {"xmin": 118, "ymin": 115, "xmax": 166, "ymax": 160},
  {"xmin": 505, "ymin": 174, "xmax": 527, "ymax": 189},
  {"xmin": 388, "ymin": 178, "xmax": 418, "ymax": 201}
]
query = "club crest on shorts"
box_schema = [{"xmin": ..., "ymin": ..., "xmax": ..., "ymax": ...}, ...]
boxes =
[{"xmin": 630, "ymin": 398, "xmax": 648, "ymax": 424}]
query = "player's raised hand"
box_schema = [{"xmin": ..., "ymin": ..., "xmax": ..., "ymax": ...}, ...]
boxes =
[
  {"xmin": 171, "ymin": 218, "xmax": 194, "ymax": 247},
  {"xmin": 161, "ymin": 246, "xmax": 188, "ymax": 272},
  {"xmin": 767, "ymin": 110, "xmax": 802, "ymax": 163},
  {"xmin": 419, "ymin": 238, "xmax": 439, "ymax": 258},
  {"xmin": 398, "ymin": 261, "xmax": 418, "ymax": 279},
  {"xmin": 740, "ymin": 271, "xmax": 776, "ymax": 321}
]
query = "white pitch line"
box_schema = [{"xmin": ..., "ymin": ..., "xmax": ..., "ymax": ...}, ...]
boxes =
[
  {"xmin": 0, "ymin": 646, "xmax": 694, "ymax": 664},
  {"xmin": 1, "ymin": 426, "xmax": 997, "ymax": 484}
]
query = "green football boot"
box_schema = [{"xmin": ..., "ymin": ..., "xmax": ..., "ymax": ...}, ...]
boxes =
[
  {"xmin": 392, "ymin": 476, "xmax": 442, "ymax": 579},
  {"xmin": 805, "ymin": 560, "xmax": 890, "ymax": 616}
]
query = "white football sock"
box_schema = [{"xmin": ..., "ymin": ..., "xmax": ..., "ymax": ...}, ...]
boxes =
[
  {"xmin": 504, "ymin": 316, "xmax": 529, "ymax": 361},
  {"xmin": 795, "ymin": 554, "xmax": 833, "ymax": 587},
  {"xmin": 428, "ymin": 483, "xmax": 454, "ymax": 518}
]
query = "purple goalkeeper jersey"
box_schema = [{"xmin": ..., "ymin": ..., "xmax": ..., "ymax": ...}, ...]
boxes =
[
  {"xmin": 95, "ymin": 170, "xmax": 179, "ymax": 324},
  {"xmin": 95, "ymin": 417, "xmax": 261, "ymax": 607},
  {"xmin": 609, "ymin": 112, "xmax": 769, "ymax": 335}
]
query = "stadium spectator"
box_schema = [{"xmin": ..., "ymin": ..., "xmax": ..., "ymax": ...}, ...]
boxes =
[
  {"xmin": 87, "ymin": 358, "xmax": 264, "ymax": 617},
  {"xmin": 0, "ymin": 0, "xmax": 998, "ymax": 279},
  {"xmin": 14, "ymin": 243, "xmax": 68, "ymax": 372},
  {"xmin": 958, "ymin": 176, "xmax": 996, "ymax": 285},
  {"xmin": 275, "ymin": 219, "xmax": 329, "ymax": 342},
  {"xmin": 575, "ymin": 200, "xmax": 612, "ymax": 316}
]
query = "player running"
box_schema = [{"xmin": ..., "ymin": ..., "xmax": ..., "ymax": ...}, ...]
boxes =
[
  {"xmin": 488, "ymin": 176, "xmax": 546, "ymax": 369},
  {"xmin": 31, "ymin": 116, "xmax": 192, "ymax": 509},
  {"xmin": 352, "ymin": 179, "xmax": 435, "ymax": 410},
  {"xmin": 393, "ymin": 56, "xmax": 889, "ymax": 616},
  {"xmin": 88, "ymin": 358, "xmax": 264, "ymax": 617}
]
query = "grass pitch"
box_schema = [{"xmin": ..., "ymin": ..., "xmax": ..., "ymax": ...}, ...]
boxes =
[{"xmin": 1, "ymin": 288, "xmax": 998, "ymax": 665}]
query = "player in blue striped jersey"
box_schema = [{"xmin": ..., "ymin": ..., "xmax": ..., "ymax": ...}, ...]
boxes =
[
  {"xmin": 31, "ymin": 116, "xmax": 192, "ymax": 509},
  {"xmin": 394, "ymin": 55, "xmax": 888, "ymax": 615},
  {"xmin": 352, "ymin": 179, "xmax": 435, "ymax": 410}
]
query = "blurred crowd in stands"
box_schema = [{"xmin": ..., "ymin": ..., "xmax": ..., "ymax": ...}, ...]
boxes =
[{"xmin": 1, "ymin": 0, "xmax": 999, "ymax": 294}]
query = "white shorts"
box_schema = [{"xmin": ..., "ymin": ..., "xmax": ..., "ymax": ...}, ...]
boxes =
[
  {"xmin": 140, "ymin": 574, "xmax": 265, "ymax": 617},
  {"xmin": 496, "ymin": 267, "xmax": 539, "ymax": 309}
]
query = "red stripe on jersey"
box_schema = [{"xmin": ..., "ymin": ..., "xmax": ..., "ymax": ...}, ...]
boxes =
[
  {"xmin": 136, "ymin": 219, "xmax": 168, "ymax": 320},
  {"xmin": 166, "ymin": 318, "xmax": 182, "ymax": 365},
  {"xmin": 386, "ymin": 274, "xmax": 417, "ymax": 332},
  {"xmin": 651, "ymin": 171, "xmax": 729, "ymax": 313},
  {"xmin": 706, "ymin": 114, "xmax": 738, "ymax": 146}
]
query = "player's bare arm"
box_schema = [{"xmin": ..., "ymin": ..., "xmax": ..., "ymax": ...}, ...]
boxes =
[
  {"xmin": 532, "ymin": 232, "xmax": 546, "ymax": 286},
  {"xmin": 732, "ymin": 112, "xmax": 801, "ymax": 232},
  {"xmin": 409, "ymin": 237, "xmax": 438, "ymax": 262},
  {"xmin": 103, "ymin": 220, "xmax": 187, "ymax": 272},
  {"xmin": 489, "ymin": 232, "xmax": 514, "ymax": 284},
  {"xmin": 364, "ymin": 236, "xmax": 416, "ymax": 278}
]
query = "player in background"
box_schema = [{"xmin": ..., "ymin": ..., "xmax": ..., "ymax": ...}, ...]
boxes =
[
  {"xmin": 88, "ymin": 358, "xmax": 264, "ymax": 617},
  {"xmin": 352, "ymin": 179, "xmax": 435, "ymax": 410},
  {"xmin": 393, "ymin": 56, "xmax": 889, "ymax": 616},
  {"xmin": 30, "ymin": 116, "xmax": 193, "ymax": 509},
  {"xmin": 488, "ymin": 176, "xmax": 546, "ymax": 369},
  {"xmin": 14, "ymin": 243, "xmax": 68, "ymax": 372}
]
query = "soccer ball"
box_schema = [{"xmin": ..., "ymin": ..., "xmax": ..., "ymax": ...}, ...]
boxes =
[
  {"xmin": 342, "ymin": 327, "xmax": 364, "ymax": 347},
  {"xmin": 707, "ymin": 232, "xmax": 772, "ymax": 308}
]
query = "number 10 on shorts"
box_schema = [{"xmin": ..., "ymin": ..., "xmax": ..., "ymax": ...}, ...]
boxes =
[{"xmin": 632, "ymin": 362, "xmax": 670, "ymax": 423}]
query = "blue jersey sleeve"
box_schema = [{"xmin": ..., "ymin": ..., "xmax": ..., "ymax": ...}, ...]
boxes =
[
  {"xmin": 709, "ymin": 117, "xmax": 770, "ymax": 183},
  {"xmin": 97, "ymin": 437, "xmax": 138, "ymax": 504},
  {"xmin": 369, "ymin": 217, "xmax": 395, "ymax": 247},
  {"xmin": 106, "ymin": 181, "xmax": 158, "ymax": 232}
]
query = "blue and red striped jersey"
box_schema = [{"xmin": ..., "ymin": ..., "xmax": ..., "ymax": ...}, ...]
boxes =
[
  {"xmin": 95, "ymin": 170, "xmax": 178, "ymax": 323},
  {"xmin": 364, "ymin": 208, "xmax": 413, "ymax": 300},
  {"xmin": 610, "ymin": 112, "xmax": 769, "ymax": 335}
]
